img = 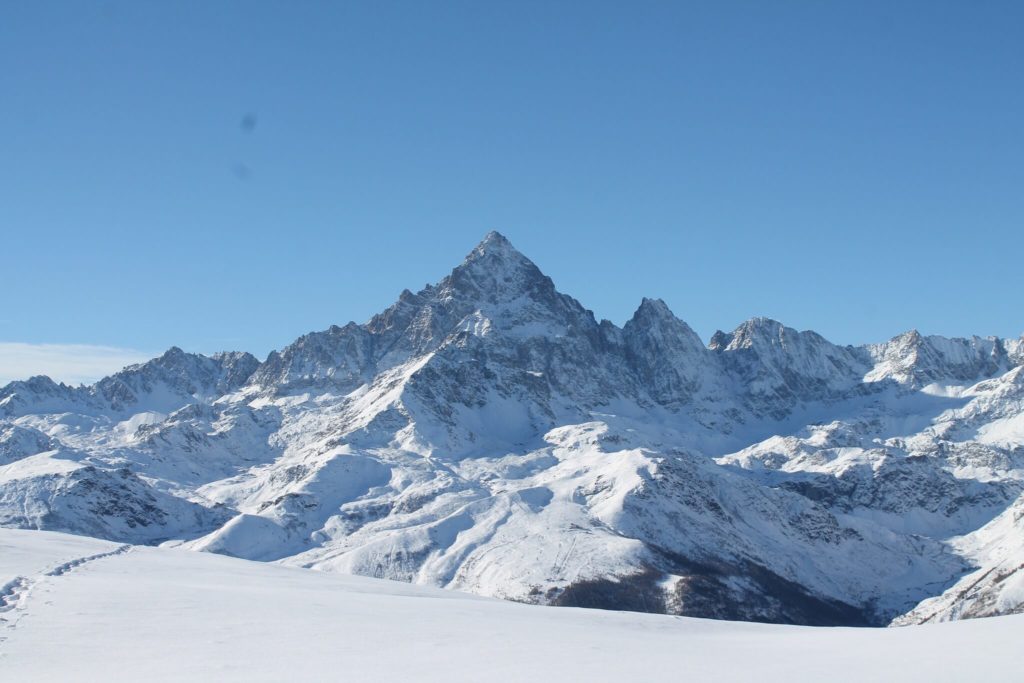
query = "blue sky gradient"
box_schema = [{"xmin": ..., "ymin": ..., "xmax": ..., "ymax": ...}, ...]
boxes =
[{"xmin": 2, "ymin": 1, "xmax": 1022, "ymax": 379}]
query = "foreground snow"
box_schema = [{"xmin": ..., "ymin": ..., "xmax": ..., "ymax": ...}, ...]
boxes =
[{"xmin": 1, "ymin": 529, "xmax": 1022, "ymax": 682}]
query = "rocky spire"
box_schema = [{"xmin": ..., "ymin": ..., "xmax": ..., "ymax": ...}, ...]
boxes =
[{"xmin": 445, "ymin": 231, "xmax": 559, "ymax": 306}]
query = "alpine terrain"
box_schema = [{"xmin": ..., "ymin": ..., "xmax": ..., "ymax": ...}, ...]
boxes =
[{"xmin": 2, "ymin": 232, "xmax": 1023, "ymax": 626}]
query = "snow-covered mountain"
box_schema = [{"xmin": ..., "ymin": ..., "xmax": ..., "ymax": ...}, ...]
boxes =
[{"xmin": 2, "ymin": 231, "xmax": 1023, "ymax": 625}]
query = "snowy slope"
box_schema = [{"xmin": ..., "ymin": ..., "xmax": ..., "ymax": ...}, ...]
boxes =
[
  {"xmin": 2, "ymin": 528, "xmax": 1022, "ymax": 682},
  {"xmin": 1, "ymin": 232, "xmax": 1023, "ymax": 625},
  {"xmin": 893, "ymin": 491, "xmax": 1024, "ymax": 623}
]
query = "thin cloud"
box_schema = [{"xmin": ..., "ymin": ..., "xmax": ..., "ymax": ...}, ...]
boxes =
[{"xmin": 0, "ymin": 342, "xmax": 153, "ymax": 386}]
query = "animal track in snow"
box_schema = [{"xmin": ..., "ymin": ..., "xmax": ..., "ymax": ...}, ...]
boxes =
[
  {"xmin": 43, "ymin": 545, "xmax": 132, "ymax": 578},
  {"xmin": 0, "ymin": 544, "xmax": 132, "ymax": 642}
]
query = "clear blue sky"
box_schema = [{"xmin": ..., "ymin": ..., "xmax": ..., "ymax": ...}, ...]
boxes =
[{"xmin": 2, "ymin": 1, "xmax": 1022, "ymax": 381}]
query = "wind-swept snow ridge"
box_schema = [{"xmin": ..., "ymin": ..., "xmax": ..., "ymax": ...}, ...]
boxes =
[{"xmin": 1, "ymin": 232, "xmax": 1023, "ymax": 625}]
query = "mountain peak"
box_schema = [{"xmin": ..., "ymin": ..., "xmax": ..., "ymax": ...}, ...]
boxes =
[
  {"xmin": 711, "ymin": 317, "xmax": 787, "ymax": 352},
  {"xmin": 635, "ymin": 297, "xmax": 673, "ymax": 315},
  {"xmin": 463, "ymin": 230, "xmax": 527, "ymax": 265},
  {"xmin": 160, "ymin": 346, "xmax": 188, "ymax": 361},
  {"xmin": 444, "ymin": 231, "xmax": 561, "ymax": 307},
  {"xmin": 742, "ymin": 316, "xmax": 786, "ymax": 332},
  {"xmin": 475, "ymin": 229, "xmax": 514, "ymax": 250},
  {"xmin": 626, "ymin": 298, "xmax": 700, "ymax": 341},
  {"xmin": 623, "ymin": 297, "xmax": 708, "ymax": 404}
]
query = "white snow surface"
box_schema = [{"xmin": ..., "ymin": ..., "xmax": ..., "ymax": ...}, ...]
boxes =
[{"xmin": 1, "ymin": 528, "xmax": 1022, "ymax": 682}]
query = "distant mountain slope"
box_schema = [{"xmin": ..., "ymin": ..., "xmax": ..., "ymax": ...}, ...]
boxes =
[{"xmin": 1, "ymin": 232, "xmax": 1022, "ymax": 625}]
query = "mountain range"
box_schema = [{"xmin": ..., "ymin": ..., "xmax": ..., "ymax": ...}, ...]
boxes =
[{"xmin": 2, "ymin": 231, "xmax": 1023, "ymax": 625}]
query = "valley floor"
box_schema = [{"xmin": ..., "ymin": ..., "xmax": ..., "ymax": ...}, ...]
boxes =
[{"xmin": 1, "ymin": 529, "xmax": 1021, "ymax": 682}]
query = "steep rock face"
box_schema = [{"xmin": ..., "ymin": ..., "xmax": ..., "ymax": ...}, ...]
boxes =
[
  {"xmin": 1006, "ymin": 337, "xmax": 1024, "ymax": 365},
  {"xmin": 1, "ymin": 348, "xmax": 260, "ymax": 418},
  {"xmin": 95, "ymin": 347, "xmax": 260, "ymax": 412},
  {"xmin": 0, "ymin": 376, "xmax": 98, "ymax": 418},
  {"xmin": 0, "ymin": 452, "xmax": 229, "ymax": 543},
  {"xmin": 622, "ymin": 298, "xmax": 711, "ymax": 407},
  {"xmin": 710, "ymin": 318, "xmax": 870, "ymax": 418},
  {"xmin": 251, "ymin": 323, "xmax": 375, "ymax": 391},
  {"xmin": 865, "ymin": 331, "xmax": 1014, "ymax": 387},
  {"xmin": 362, "ymin": 232, "xmax": 616, "ymax": 412},
  {"xmin": 894, "ymin": 493, "xmax": 1024, "ymax": 624},
  {"xmin": 0, "ymin": 425, "xmax": 58, "ymax": 465},
  {"xmin": 1, "ymin": 231, "xmax": 1023, "ymax": 626}
]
